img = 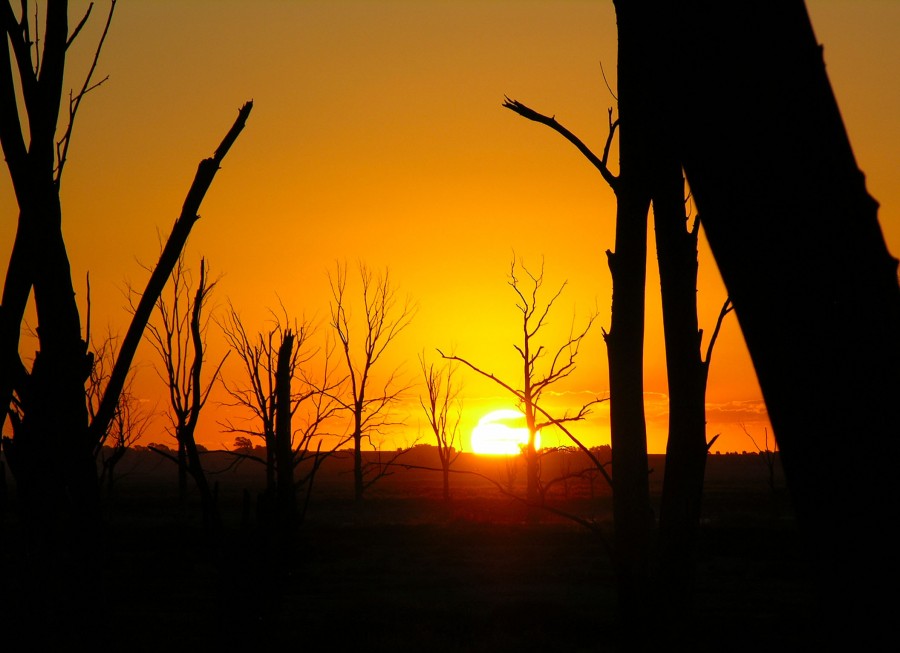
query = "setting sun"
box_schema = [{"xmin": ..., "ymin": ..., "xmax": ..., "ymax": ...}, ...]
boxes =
[{"xmin": 471, "ymin": 409, "xmax": 541, "ymax": 455}]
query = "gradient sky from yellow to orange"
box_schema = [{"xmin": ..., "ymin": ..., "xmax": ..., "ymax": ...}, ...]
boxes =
[{"xmin": 2, "ymin": 1, "xmax": 898, "ymax": 454}]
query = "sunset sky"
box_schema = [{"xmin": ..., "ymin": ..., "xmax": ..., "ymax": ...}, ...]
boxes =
[{"xmin": 2, "ymin": 1, "xmax": 898, "ymax": 455}]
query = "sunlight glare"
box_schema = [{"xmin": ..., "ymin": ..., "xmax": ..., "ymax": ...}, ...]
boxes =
[{"xmin": 471, "ymin": 408, "xmax": 540, "ymax": 455}]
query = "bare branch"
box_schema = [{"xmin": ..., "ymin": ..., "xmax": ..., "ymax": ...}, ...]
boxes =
[
  {"xmin": 66, "ymin": 1, "xmax": 97, "ymax": 49},
  {"xmin": 598, "ymin": 58, "xmax": 618, "ymax": 102},
  {"xmin": 703, "ymin": 296, "xmax": 734, "ymax": 370},
  {"xmin": 502, "ymin": 96, "xmax": 619, "ymax": 191}
]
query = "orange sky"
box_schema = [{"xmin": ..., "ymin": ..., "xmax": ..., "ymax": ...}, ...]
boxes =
[{"xmin": 2, "ymin": 1, "xmax": 898, "ymax": 455}]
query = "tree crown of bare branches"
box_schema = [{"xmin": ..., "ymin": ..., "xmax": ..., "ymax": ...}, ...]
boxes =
[{"xmin": 328, "ymin": 261, "xmax": 417, "ymax": 438}]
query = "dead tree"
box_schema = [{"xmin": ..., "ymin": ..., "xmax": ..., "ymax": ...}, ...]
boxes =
[
  {"xmin": 0, "ymin": 2, "xmax": 249, "ymax": 642},
  {"xmin": 418, "ymin": 352, "xmax": 462, "ymax": 502},
  {"xmin": 0, "ymin": 0, "xmax": 251, "ymax": 526},
  {"xmin": 219, "ymin": 304, "xmax": 304, "ymax": 495},
  {"xmin": 329, "ymin": 261, "xmax": 416, "ymax": 502},
  {"xmin": 219, "ymin": 304, "xmax": 344, "ymax": 525},
  {"xmin": 145, "ymin": 257, "xmax": 226, "ymax": 534},
  {"xmin": 0, "ymin": 0, "xmax": 118, "ymax": 547},
  {"xmin": 440, "ymin": 257, "xmax": 601, "ymax": 511}
]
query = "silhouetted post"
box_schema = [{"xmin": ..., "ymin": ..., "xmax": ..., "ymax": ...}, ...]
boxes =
[{"xmin": 275, "ymin": 330, "xmax": 296, "ymax": 526}]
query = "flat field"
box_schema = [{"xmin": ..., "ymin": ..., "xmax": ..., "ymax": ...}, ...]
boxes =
[{"xmin": 0, "ymin": 450, "xmax": 822, "ymax": 651}]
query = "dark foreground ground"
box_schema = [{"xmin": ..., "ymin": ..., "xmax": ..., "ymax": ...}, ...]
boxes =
[{"xmin": 1, "ymin": 451, "xmax": 825, "ymax": 651}]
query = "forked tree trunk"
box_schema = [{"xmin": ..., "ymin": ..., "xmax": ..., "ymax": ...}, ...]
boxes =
[
  {"xmin": 183, "ymin": 265, "xmax": 221, "ymax": 535},
  {"xmin": 675, "ymin": 1, "xmax": 900, "ymax": 642}
]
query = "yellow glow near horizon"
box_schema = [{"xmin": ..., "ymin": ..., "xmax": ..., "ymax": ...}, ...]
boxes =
[{"xmin": 471, "ymin": 409, "xmax": 541, "ymax": 455}]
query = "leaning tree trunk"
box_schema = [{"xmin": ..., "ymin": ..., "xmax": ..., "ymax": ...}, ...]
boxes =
[{"xmin": 675, "ymin": 1, "xmax": 900, "ymax": 643}]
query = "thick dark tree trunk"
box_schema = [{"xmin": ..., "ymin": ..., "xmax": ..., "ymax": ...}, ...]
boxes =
[{"xmin": 676, "ymin": 2, "xmax": 900, "ymax": 642}]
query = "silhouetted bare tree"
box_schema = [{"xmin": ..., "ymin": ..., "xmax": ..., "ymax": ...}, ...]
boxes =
[
  {"xmin": 218, "ymin": 303, "xmax": 344, "ymax": 527},
  {"xmin": 440, "ymin": 257, "xmax": 601, "ymax": 513},
  {"xmin": 0, "ymin": 0, "xmax": 250, "ymax": 538},
  {"xmin": 329, "ymin": 261, "xmax": 416, "ymax": 502},
  {"xmin": 0, "ymin": 4, "xmax": 248, "ymax": 640},
  {"xmin": 418, "ymin": 352, "xmax": 462, "ymax": 502},
  {"xmin": 219, "ymin": 305, "xmax": 307, "ymax": 494},
  {"xmin": 0, "ymin": 0, "xmax": 118, "ymax": 550},
  {"xmin": 145, "ymin": 256, "xmax": 225, "ymax": 533}
]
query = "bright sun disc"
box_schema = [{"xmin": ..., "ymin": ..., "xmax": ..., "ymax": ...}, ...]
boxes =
[{"xmin": 471, "ymin": 409, "xmax": 540, "ymax": 455}]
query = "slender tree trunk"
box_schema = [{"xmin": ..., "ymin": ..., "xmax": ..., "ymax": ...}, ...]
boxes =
[
  {"xmin": 181, "ymin": 426, "xmax": 220, "ymax": 534},
  {"xmin": 638, "ymin": 1, "xmax": 712, "ymax": 614},
  {"xmin": 178, "ymin": 438, "xmax": 188, "ymax": 505},
  {"xmin": 353, "ymin": 420, "xmax": 364, "ymax": 502},
  {"xmin": 265, "ymin": 427, "xmax": 277, "ymax": 495},
  {"xmin": 182, "ymin": 271, "xmax": 221, "ymax": 535},
  {"xmin": 607, "ymin": 0, "xmax": 655, "ymax": 631},
  {"xmin": 524, "ymin": 406, "xmax": 540, "ymax": 507},
  {"xmin": 652, "ymin": 164, "xmax": 709, "ymax": 617},
  {"xmin": 442, "ymin": 465, "xmax": 450, "ymax": 503},
  {"xmin": 675, "ymin": 2, "xmax": 900, "ymax": 642}
]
